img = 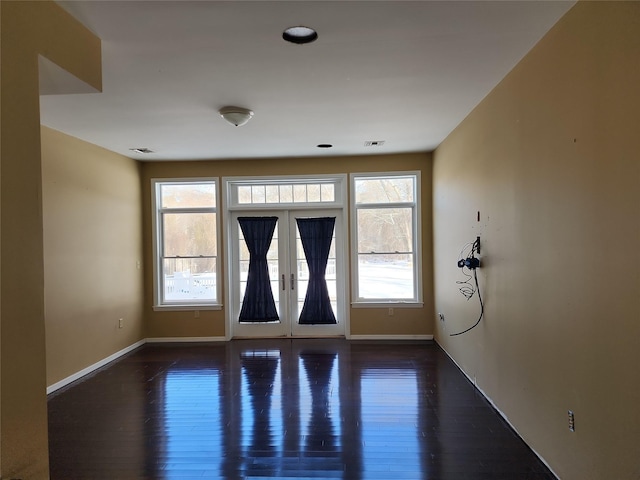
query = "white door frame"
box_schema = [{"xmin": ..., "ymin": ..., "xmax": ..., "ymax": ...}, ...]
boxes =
[{"xmin": 223, "ymin": 175, "xmax": 349, "ymax": 339}]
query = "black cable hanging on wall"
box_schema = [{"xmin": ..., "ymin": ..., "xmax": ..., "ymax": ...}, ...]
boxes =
[{"xmin": 450, "ymin": 237, "xmax": 484, "ymax": 336}]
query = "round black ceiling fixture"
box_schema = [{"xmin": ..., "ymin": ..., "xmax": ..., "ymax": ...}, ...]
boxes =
[
  {"xmin": 317, "ymin": 144, "xmax": 333, "ymax": 149},
  {"xmin": 283, "ymin": 26, "xmax": 318, "ymax": 44}
]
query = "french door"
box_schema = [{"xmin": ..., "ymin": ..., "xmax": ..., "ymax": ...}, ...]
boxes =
[{"xmin": 230, "ymin": 209, "xmax": 345, "ymax": 338}]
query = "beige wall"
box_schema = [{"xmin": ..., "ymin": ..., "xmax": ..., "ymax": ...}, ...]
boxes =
[
  {"xmin": 41, "ymin": 127, "xmax": 145, "ymax": 387},
  {"xmin": 9, "ymin": 1, "xmax": 637, "ymax": 478},
  {"xmin": 433, "ymin": 2, "xmax": 640, "ymax": 479},
  {"xmin": 141, "ymin": 153, "xmax": 433, "ymax": 339},
  {"xmin": 0, "ymin": 2, "xmax": 101, "ymax": 478}
]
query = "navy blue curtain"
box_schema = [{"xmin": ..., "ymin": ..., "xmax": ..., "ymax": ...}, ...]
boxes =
[
  {"xmin": 238, "ymin": 217, "xmax": 279, "ymax": 322},
  {"xmin": 296, "ymin": 217, "xmax": 337, "ymax": 325}
]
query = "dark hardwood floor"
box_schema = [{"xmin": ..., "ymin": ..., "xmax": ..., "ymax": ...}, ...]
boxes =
[{"xmin": 48, "ymin": 339, "xmax": 556, "ymax": 479}]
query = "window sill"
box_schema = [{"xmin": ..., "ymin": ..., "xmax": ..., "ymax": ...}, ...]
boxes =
[
  {"xmin": 351, "ymin": 302, "xmax": 423, "ymax": 309},
  {"xmin": 153, "ymin": 304, "xmax": 223, "ymax": 312}
]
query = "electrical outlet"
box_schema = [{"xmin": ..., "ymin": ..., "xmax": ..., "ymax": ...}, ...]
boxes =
[
  {"xmin": 438, "ymin": 312, "xmax": 445, "ymax": 322},
  {"xmin": 118, "ymin": 318, "xmax": 123, "ymax": 329},
  {"xmin": 388, "ymin": 308, "xmax": 394, "ymax": 316},
  {"xmin": 194, "ymin": 310, "xmax": 200, "ymax": 318},
  {"xmin": 568, "ymin": 410, "xmax": 575, "ymax": 432}
]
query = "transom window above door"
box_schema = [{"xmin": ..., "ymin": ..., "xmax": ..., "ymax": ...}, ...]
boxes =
[{"xmin": 225, "ymin": 176, "xmax": 345, "ymax": 209}]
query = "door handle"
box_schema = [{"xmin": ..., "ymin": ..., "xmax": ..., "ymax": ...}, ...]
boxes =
[
  {"xmin": 281, "ymin": 274, "xmax": 285, "ymax": 291},
  {"xmin": 291, "ymin": 273, "xmax": 295, "ymax": 290}
]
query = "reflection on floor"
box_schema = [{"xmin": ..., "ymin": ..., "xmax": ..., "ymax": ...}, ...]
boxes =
[{"xmin": 48, "ymin": 339, "xmax": 556, "ymax": 479}]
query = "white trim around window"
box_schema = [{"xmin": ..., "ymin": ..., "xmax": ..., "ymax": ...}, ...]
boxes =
[
  {"xmin": 350, "ymin": 171, "xmax": 423, "ymax": 307},
  {"xmin": 224, "ymin": 174, "xmax": 346, "ymax": 210},
  {"xmin": 151, "ymin": 178, "xmax": 222, "ymax": 310}
]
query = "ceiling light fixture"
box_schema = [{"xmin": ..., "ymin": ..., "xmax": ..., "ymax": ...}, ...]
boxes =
[
  {"xmin": 219, "ymin": 106, "xmax": 254, "ymax": 127},
  {"xmin": 283, "ymin": 26, "xmax": 318, "ymax": 44},
  {"xmin": 129, "ymin": 147, "xmax": 154, "ymax": 154},
  {"xmin": 317, "ymin": 144, "xmax": 333, "ymax": 149}
]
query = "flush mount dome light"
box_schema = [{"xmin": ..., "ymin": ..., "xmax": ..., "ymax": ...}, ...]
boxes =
[
  {"xmin": 129, "ymin": 147, "xmax": 154, "ymax": 154},
  {"xmin": 219, "ymin": 106, "xmax": 254, "ymax": 127},
  {"xmin": 283, "ymin": 26, "xmax": 318, "ymax": 44}
]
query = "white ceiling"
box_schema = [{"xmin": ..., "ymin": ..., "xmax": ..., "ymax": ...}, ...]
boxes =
[{"xmin": 39, "ymin": 1, "xmax": 575, "ymax": 162}]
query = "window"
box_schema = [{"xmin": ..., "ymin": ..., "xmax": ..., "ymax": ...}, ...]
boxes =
[
  {"xmin": 152, "ymin": 180, "xmax": 220, "ymax": 308},
  {"xmin": 225, "ymin": 176, "xmax": 344, "ymax": 209},
  {"xmin": 351, "ymin": 173, "xmax": 421, "ymax": 304}
]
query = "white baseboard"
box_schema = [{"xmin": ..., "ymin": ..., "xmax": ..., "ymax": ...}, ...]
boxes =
[
  {"xmin": 145, "ymin": 336, "xmax": 227, "ymax": 343},
  {"xmin": 348, "ymin": 334, "xmax": 434, "ymax": 341},
  {"xmin": 47, "ymin": 339, "xmax": 146, "ymax": 395},
  {"xmin": 434, "ymin": 340, "xmax": 559, "ymax": 480},
  {"xmin": 47, "ymin": 334, "xmax": 431, "ymax": 395},
  {"xmin": 47, "ymin": 336, "xmax": 228, "ymax": 395}
]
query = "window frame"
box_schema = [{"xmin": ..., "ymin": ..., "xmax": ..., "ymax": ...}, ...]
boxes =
[
  {"xmin": 224, "ymin": 174, "xmax": 346, "ymax": 210},
  {"xmin": 151, "ymin": 178, "xmax": 222, "ymax": 311},
  {"xmin": 350, "ymin": 171, "xmax": 423, "ymax": 307}
]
